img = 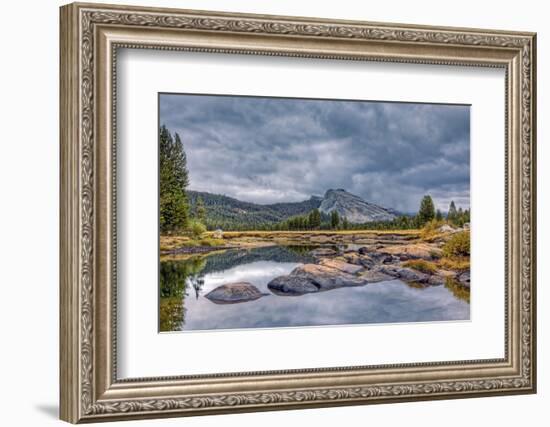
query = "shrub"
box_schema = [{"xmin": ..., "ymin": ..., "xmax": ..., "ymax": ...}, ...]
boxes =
[
  {"xmin": 438, "ymin": 257, "xmax": 470, "ymax": 271},
  {"xmin": 403, "ymin": 259, "xmax": 437, "ymax": 274},
  {"xmin": 442, "ymin": 231, "xmax": 470, "ymax": 258},
  {"xmin": 199, "ymin": 238, "xmax": 225, "ymax": 247},
  {"xmin": 420, "ymin": 219, "xmax": 446, "ymax": 240},
  {"xmin": 187, "ymin": 220, "xmax": 206, "ymax": 240}
]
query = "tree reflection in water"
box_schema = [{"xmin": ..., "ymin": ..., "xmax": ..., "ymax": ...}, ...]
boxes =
[
  {"xmin": 159, "ymin": 257, "xmax": 206, "ymax": 331},
  {"xmin": 159, "ymin": 246, "xmax": 314, "ymax": 331}
]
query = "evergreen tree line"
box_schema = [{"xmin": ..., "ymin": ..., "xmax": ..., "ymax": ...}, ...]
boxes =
[
  {"xmin": 160, "ymin": 125, "xmax": 209, "ymax": 236},
  {"xmin": 159, "ymin": 125, "xmax": 190, "ymax": 233},
  {"xmin": 265, "ymin": 196, "xmax": 470, "ymax": 232}
]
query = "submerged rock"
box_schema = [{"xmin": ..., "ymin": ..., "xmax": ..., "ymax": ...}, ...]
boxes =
[
  {"xmin": 428, "ymin": 269, "xmax": 457, "ymax": 286},
  {"xmin": 205, "ymin": 282, "xmax": 267, "ymax": 304},
  {"xmin": 309, "ymin": 247, "xmax": 338, "ymax": 257},
  {"xmin": 427, "ymin": 275, "xmax": 447, "ymax": 286},
  {"xmin": 358, "ymin": 269, "xmax": 394, "ymax": 283},
  {"xmin": 458, "ymin": 271, "xmax": 470, "ymax": 288}
]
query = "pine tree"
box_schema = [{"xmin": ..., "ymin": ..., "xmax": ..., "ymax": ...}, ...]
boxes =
[
  {"xmin": 308, "ymin": 208, "xmax": 321, "ymax": 229},
  {"xmin": 159, "ymin": 125, "xmax": 190, "ymax": 234},
  {"xmin": 435, "ymin": 209, "xmax": 443, "ymax": 221},
  {"xmin": 456, "ymin": 207, "xmax": 464, "ymax": 226},
  {"xmin": 417, "ymin": 195, "xmax": 435, "ymax": 226},
  {"xmin": 447, "ymin": 201, "xmax": 458, "ymax": 225},
  {"xmin": 342, "ymin": 217, "xmax": 350, "ymax": 230},
  {"xmin": 196, "ymin": 196, "xmax": 206, "ymax": 223},
  {"xmin": 463, "ymin": 208, "xmax": 471, "ymax": 224},
  {"xmin": 330, "ymin": 210, "xmax": 340, "ymax": 229}
]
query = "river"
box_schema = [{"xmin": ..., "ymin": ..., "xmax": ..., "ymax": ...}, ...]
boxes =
[{"xmin": 159, "ymin": 245, "xmax": 469, "ymax": 332}]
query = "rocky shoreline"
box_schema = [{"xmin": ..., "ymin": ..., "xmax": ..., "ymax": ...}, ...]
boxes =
[
  {"xmin": 202, "ymin": 236, "xmax": 470, "ymax": 303},
  {"xmin": 268, "ymin": 243, "xmax": 468, "ymax": 296}
]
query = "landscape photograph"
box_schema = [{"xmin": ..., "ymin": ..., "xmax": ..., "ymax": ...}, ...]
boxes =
[{"xmin": 158, "ymin": 93, "xmax": 471, "ymax": 332}]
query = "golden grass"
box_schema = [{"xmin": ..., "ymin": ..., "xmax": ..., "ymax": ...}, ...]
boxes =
[
  {"xmin": 438, "ymin": 256, "xmax": 470, "ymax": 272},
  {"xmin": 160, "ymin": 229, "xmax": 435, "ymax": 264},
  {"xmin": 161, "ymin": 229, "xmax": 422, "ymax": 250},
  {"xmin": 159, "ymin": 235, "xmax": 195, "ymax": 251},
  {"xmin": 198, "ymin": 238, "xmax": 225, "ymax": 247},
  {"xmin": 420, "ymin": 219, "xmax": 446, "ymax": 240},
  {"xmin": 213, "ymin": 229, "xmax": 421, "ymax": 239},
  {"xmin": 442, "ymin": 231, "xmax": 470, "ymax": 257},
  {"xmin": 160, "ymin": 235, "xmax": 227, "ymax": 251},
  {"xmin": 403, "ymin": 259, "xmax": 438, "ymax": 274}
]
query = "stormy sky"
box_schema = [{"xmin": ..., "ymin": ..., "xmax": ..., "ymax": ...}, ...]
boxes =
[{"xmin": 160, "ymin": 93, "xmax": 470, "ymax": 213}]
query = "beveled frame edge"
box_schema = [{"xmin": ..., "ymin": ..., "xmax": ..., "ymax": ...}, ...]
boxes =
[{"xmin": 59, "ymin": 2, "xmax": 537, "ymax": 423}]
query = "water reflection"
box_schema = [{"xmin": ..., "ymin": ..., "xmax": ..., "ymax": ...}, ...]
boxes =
[{"xmin": 159, "ymin": 246, "xmax": 470, "ymax": 332}]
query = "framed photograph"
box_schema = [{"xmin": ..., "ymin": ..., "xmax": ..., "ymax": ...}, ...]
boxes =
[{"xmin": 60, "ymin": 2, "xmax": 537, "ymax": 423}]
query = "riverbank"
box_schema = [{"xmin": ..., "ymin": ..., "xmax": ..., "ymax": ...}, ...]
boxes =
[
  {"xmin": 160, "ymin": 227, "xmax": 470, "ymax": 300},
  {"xmin": 160, "ymin": 229, "xmax": 420, "ymax": 255}
]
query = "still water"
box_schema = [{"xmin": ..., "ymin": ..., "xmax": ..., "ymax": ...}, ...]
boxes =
[{"xmin": 159, "ymin": 246, "xmax": 469, "ymax": 332}]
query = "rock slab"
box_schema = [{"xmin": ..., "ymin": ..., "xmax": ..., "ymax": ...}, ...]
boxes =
[
  {"xmin": 205, "ymin": 282, "xmax": 267, "ymax": 304},
  {"xmin": 268, "ymin": 263, "xmax": 374, "ymax": 296}
]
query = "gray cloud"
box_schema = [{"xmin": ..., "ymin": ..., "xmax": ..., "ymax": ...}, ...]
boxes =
[{"xmin": 160, "ymin": 93, "xmax": 470, "ymax": 213}]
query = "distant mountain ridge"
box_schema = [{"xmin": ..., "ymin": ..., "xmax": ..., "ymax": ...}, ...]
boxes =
[
  {"xmin": 319, "ymin": 189, "xmax": 396, "ymax": 223},
  {"xmin": 187, "ymin": 191, "xmax": 322, "ymax": 229},
  {"xmin": 188, "ymin": 189, "xmax": 396, "ymax": 230}
]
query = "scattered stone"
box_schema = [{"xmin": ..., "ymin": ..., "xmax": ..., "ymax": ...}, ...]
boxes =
[
  {"xmin": 205, "ymin": 282, "xmax": 267, "ymax": 304},
  {"xmin": 343, "ymin": 252, "xmax": 362, "ymax": 265},
  {"xmin": 365, "ymin": 251, "xmax": 394, "ymax": 264},
  {"xmin": 438, "ymin": 224, "xmax": 456, "ymax": 233},
  {"xmin": 383, "ymin": 243, "xmax": 443, "ymax": 260},
  {"xmin": 358, "ymin": 269, "xmax": 394, "ymax": 283},
  {"xmin": 269, "ymin": 238, "xmax": 469, "ymax": 296},
  {"xmin": 357, "ymin": 246, "xmax": 373, "ymax": 255},
  {"xmin": 319, "ymin": 258, "xmax": 364, "ymax": 275},
  {"xmin": 378, "ymin": 265, "xmax": 431, "ymax": 284},
  {"xmin": 267, "ymin": 276, "xmax": 320, "ymax": 296},
  {"xmin": 358, "ymin": 255, "xmax": 377, "ymax": 269},
  {"xmin": 344, "ymin": 252, "xmax": 376, "ymax": 269}
]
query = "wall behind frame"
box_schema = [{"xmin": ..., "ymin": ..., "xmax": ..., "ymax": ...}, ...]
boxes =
[{"xmin": 0, "ymin": 0, "xmax": 545, "ymax": 426}]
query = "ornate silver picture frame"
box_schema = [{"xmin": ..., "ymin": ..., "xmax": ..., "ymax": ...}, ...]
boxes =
[{"xmin": 60, "ymin": 2, "xmax": 536, "ymax": 423}]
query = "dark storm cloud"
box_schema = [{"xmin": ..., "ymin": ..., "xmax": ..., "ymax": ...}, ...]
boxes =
[{"xmin": 160, "ymin": 93, "xmax": 470, "ymax": 212}]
